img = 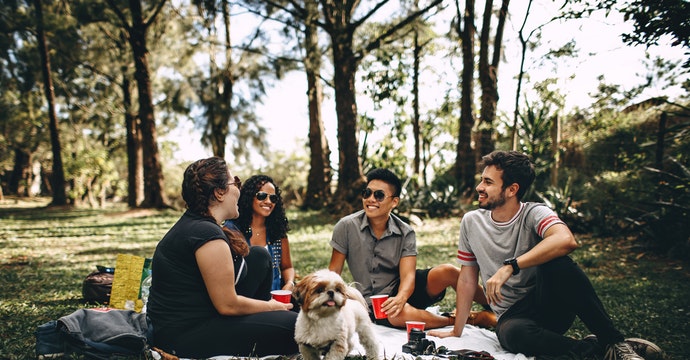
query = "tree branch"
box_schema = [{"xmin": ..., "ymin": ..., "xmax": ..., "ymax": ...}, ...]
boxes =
[
  {"xmin": 352, "ymin": 0, "xmax": 390, "ymax": 29},
  {"xmin": 105, "ymin": 0, "xmax": 132, "ymax": 32},
  {"xmin": 144, "ymin": 0, "xmax": 168, "ymax": 28},
  {"xmin": 359, "ymin": 0, "xmax": 443, "ymax": 60}
]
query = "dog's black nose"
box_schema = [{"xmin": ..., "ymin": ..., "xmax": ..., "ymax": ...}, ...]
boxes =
[{"xmin": 327, "ymin": 290, "xmax": 334, "ymax": 298}]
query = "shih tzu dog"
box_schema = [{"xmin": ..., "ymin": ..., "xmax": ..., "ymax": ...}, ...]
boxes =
[{"xmin": 293, "ymin": 269, "xmax": 379, "ymax": 360}]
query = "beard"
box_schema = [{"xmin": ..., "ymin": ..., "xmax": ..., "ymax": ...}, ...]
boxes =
[{"xmin": 478, "ymin": 191, "xmax": 507, "ymax": 210}]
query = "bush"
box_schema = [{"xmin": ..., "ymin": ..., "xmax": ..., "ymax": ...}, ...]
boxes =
[{"xmin": 569, "ymin": 105, "xmax": 690, "ymax": 258}]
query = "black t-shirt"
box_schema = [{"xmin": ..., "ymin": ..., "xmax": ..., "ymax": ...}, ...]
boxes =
[{"xmin": 147, "ymin": 211, "xmax": 228, "ymax": 331}]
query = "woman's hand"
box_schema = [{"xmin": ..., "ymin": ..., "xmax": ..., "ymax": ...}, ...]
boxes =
[
  {"xmin": 269, "ymin": 298, "xmax": 293, "ymax": 311},
  {"xmin": 282, "ymin": 280, "xmax": 295, "ymax": 291}
]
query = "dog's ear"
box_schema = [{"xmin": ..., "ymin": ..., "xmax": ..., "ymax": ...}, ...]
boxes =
[
  {"xmin": 293, "ymin": 275, "xmax": 310, "ymax": 305},
  {"xmin": 293, "ymin": 285, "xmax": 304, "ymax": 305}
]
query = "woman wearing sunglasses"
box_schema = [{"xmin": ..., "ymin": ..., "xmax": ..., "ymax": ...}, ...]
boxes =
[{"xmin": 226, "ymin": 175, "xmax": 295, "ymax": 292}]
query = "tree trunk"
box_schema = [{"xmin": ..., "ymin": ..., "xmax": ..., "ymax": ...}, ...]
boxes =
[
  {"xmin": 477, "ymin": 0, "xmax": 494, "ymax": 159},
  {"xmin": 321, "ymin": 0, "xmax": 441, "ymax": 214},
  {"xmin": 303, "ymin": 0, "xmax": 332, "ymax": 210},
  {"xmin": 412, "ymin": 21, "xmax": 422, "ymax": 184},
  {"xmin": 655, "ymin": 111, "xmax": 667, "ymax": 170},
  {"xmin": 329, "ymin": 30, "xmax": 365, "ymax": 212},
  {"xmin": 477, "ymin": 0, "xmax": 509, "ymax": 158},
  {"xmin": 128, "ymin": 0, "xmax": 168, "ymax": 208},
  {"xmin": 550, "ymin": 114, "xmax": 560, "ymax": 187},
  {"xmin": 218, "ymin": 0, "xmax": 233, "ymax": 159},
  {"xmin": 209, "ymin": 0, "xmax": 233, "ymax": 158},
  {"xmin": 9, "ymin": 148, "xmax": 30, "ymax": 195},
  {"xmin": 34, "ymin": 0, "xmax": 67, "ymax": 206},
  {"xmin": 123, "ymin": 67, "xmax": 144, "ymax": 207},
  {"xmin": 512, "ymin": 0, "xmax": 534, "ymax": 150},
  {"xmin": 455, "ymin": 0, "xmax": 477, "ymax": 195}
]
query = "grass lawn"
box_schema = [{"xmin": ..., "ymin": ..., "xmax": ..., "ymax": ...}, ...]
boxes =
[{"xmin": 1, "ymin": 197, "xmax": 688, "ymax": 359}]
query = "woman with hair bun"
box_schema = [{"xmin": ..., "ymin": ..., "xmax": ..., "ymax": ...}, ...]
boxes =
[{"xmin": 147, "ymin": 157, "xmax": 298, "ymax": 358}]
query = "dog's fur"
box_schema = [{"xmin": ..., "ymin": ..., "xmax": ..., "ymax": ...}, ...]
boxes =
[{"xmin": 293, "ymin": 270, "xmax": 379, "ymax": 360}]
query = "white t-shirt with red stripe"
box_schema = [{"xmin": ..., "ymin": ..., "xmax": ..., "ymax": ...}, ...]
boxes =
[{"xmin": 457, "ymin": 202, "xmax": 564, "ymax": 318}]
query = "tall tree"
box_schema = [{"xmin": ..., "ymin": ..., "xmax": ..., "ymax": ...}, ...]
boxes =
[
  {"xmin": 194, "ymin": 0, "xmax": 234, "ymax": 158},
  {"xmin": 511, "ymin": 0, "xmax": 534, "ymax": 151},
  {"xmin": 319, "ymin": 0, "xmax": 442, "ymax": 211},
  {"xmin": 0, "ymin": 1, "xmax": 47, "ymax": 197},
  {"xmin": 33, "ymin": 0, "xmax": 67, "ymax": 206},
  {"xmin": 106, "ymin": 0, "xmax": 168, "ymax": 208},
  {"xmin": 455, "ymin": 0, "xmax": 477, "ymax": 195},
  {"xmin": 477, "ymin": 0, "xmax": 509, "ymax": 158},
  {"xmin": 245, "ymin": 0, "xmax": 332, "ymax": 209},
  {"xmin": 302, "ymin": 0, "xmax": 332, "ymax": 210},
  {"xmin": 122, "ymin": 61, "xmax": 144, "ymax": 207}
]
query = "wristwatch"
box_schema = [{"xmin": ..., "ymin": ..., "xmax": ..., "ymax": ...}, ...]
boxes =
[{"xmin": 503, "ymin": 258, "xmax": 520, "ymax": 275}]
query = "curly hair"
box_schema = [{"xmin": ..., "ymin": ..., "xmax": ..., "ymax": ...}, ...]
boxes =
[
  {"xmin": 234, "ymin": 175, "xmax": 290, "ymax": 242},
  {"xmin": 181, "ymin": 157, "xmax": 229, "ymax": 218}
]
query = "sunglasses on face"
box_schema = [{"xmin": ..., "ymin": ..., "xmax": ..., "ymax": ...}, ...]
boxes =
[
  {"xmin": 361, "ymin": 188, "xmax": 392, "ymax": 202},
  {"xmin": 229, "ymin": 176, "xmax": 242, "ymax": 189},
  {"xmin": 255, "ymin": 191, "xmax": 279, "ymax": 203}
]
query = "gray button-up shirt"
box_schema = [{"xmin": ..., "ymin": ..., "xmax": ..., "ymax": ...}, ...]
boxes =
[{"xmin": 330, "ymin": 210, "xmax": 417, "ymax": 304}]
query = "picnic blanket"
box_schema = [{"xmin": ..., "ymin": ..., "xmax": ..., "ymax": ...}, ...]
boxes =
[
  {"xmin": 154, "ymin": 324, "xmax": 532, "ymax": 360},
  {"xmin": 353, "ymin": 323, "xmax": 532, "ymax": 360}
]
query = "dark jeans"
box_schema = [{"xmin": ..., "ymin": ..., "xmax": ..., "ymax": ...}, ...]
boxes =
[
  {"xmin": 235, "ymin": 246, "xmax": 275, "ymax": 300},
  {"xmin": 153, "ymin": 246, "xmax": 298, "ymax": 358},
  {"xmin": 496, "ymin": 256, "xmax": 624, "ymax": 356}
]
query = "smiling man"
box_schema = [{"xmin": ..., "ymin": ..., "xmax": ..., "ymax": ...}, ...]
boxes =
[
  {"xmin": 328, "ymin": 168, "xmax": 495, "ymax": 330},
  {"xmin": 429, "ymin": 151, "xmax": 662, "ymax": 360}
]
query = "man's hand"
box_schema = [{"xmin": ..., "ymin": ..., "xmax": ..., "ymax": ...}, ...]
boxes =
[
  {"xmin": 485, "ymin": 265, "xmax": 512, "ymax": 305},
  {"xmin": 381, "ymin": 295, "xmax": 407, "ymax": 318}
]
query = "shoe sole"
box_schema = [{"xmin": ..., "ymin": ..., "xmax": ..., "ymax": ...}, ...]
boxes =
[{"xmin": 625, "ymin": 338, "xmax": 664, "ymax": 360}]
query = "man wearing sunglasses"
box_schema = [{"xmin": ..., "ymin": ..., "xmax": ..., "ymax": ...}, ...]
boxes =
[{"xmin": 328, "ymin": 168, "xmax": 495, "ymax": 330}]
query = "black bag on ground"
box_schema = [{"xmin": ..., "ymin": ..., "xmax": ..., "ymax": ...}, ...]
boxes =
[
  {"xmin": 82, "ymin": 267, "xmax": 114, "ymax": 304},
  {"xmin": 35, "ymin": 308, "xmax": 150, "ymax": 360}
]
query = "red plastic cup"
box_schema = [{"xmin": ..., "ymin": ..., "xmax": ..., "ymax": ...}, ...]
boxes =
[
  {"xmin": 370, "ymin": 294, "xmax": 389, "ymax": 319},
  {"xmin": 406, "ymin": 321, "xmax": 426, "ymax": 340},
  {"xmin": 271, "ymin": 290, "xmax": 292, "ymax": 303}
]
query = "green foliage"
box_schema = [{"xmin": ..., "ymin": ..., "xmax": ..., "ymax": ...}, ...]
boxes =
[
  {"xmin": 619, "ymin": 0, "xmax": 690, "ymax": 67},
  {"xmin": 567, "ymin": 104, "xmax": 690, "ymax": 257},
  {"xmin": 630, "ymin": 157, "xmax": 690, "ymax": 258},
  {"xmin": 398, "ymin": 167, "xmax": 465, "ymax": 219}
]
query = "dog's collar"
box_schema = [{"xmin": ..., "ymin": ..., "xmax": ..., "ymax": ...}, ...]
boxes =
[{"xmin": 299, "ymin": 340, "xmax": 334, "ymax": 355}]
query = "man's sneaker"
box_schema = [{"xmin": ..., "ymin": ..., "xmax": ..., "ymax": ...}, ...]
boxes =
[
  {"xmin": 585, "ymin": 335, "xmax": 664, "ymax": 360},
  {"xmin": 625, "ymin": 338, "xmax": 664, "ymax": 360},
  {"xmin": 604, "ymin": 342, "xmax": 643, "ymax": 360}
]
